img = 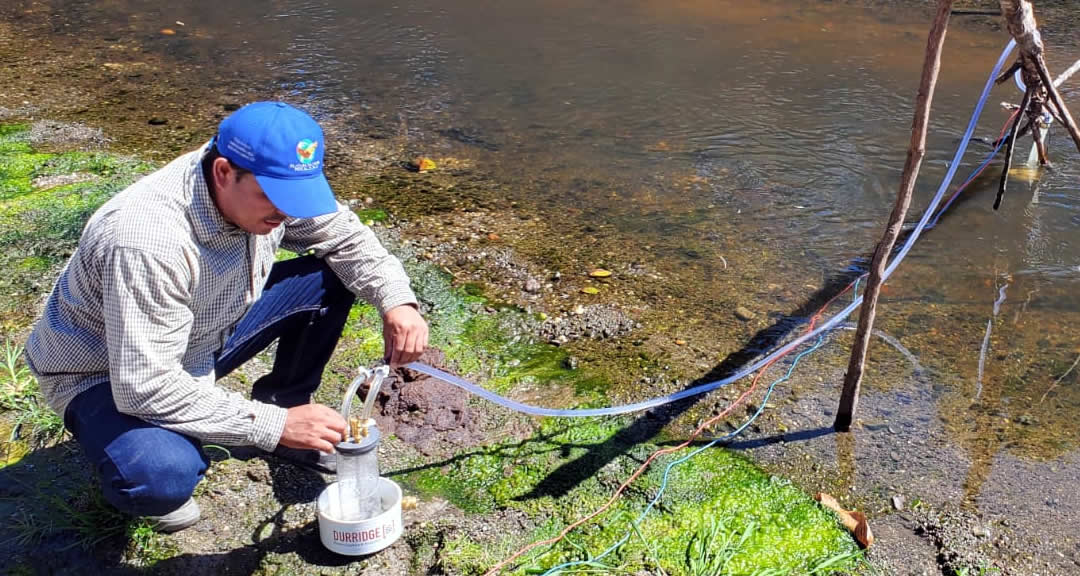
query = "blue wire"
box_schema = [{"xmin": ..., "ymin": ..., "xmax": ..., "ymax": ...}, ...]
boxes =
[{"xmin": 539, "ymin": 335, "xmax": 828, "ymax": 576}]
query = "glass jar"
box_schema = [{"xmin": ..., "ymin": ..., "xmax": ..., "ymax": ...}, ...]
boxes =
[{"xmin": 335, "ymin": 425, "xmax": 382, "ymax": 521}]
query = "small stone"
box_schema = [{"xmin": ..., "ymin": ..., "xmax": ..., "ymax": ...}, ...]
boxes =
[
  {"xmin": 891, "ymin": 495, "xmax": 905, "ymax": 510},
  {"xmin": 148, "ymin": 116, "xmax": 168, "ymax": 125},
  {"xmin": 564, "ymin": 356, "xmax": 579, "ymax": 370},
  {"xmin": 888, "ymin": 425, "xmax": 899, "ymax": 435},
  {"xmin": 973, "ymin": 525, "xmax": 991, "ymax": 539},
  {"xmin": 890, "ymin": 451, "xmax": 902, "ymax": 462},
  {"xmin": 734, "ymin": 306, "xmax": 755, "ymax": 321},
  {"xmin": 524, "ymin": 277, "xmax": 541, "ymax": 293}
]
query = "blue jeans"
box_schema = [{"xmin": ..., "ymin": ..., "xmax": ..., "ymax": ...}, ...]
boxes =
[{"xmin": 63, "ymin": 256, "xmax": 356, "ymax": 516}]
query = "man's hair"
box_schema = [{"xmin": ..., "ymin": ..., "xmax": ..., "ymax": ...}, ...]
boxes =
[{"xmin": 201, "ymin": 143, "xmax": 252, "ymax": 191}]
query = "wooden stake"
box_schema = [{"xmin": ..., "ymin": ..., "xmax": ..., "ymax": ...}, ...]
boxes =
[
  {"xmin": 994, "ymin": 88, "xmax": 1032, "ymax": 210},
  {"xmin": 835, "ymin": 0, "xmax": 954, "ymax": 432},
  {"xmin": 1036, "ymin": 55, "xmax": 1080, "ymax": 154}
]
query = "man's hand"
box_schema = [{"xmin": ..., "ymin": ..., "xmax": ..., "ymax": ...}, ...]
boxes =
[
  {"xmin": 279, "ymin": 404, "xmax": 347, "ymax": 453},
  {"xmin": 383, "ymin": 304, "xmax": 429, "ymax": 367}
]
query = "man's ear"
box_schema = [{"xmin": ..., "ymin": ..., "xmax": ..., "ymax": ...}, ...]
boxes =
[{"xmin": 212, "ymin": 157, "xmax": 234, "ymax": 190}]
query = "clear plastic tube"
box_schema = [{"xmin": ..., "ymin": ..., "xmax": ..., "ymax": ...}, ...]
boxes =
[
  {"xmin": 407, "ymin": 40, "xmax": 1018, "ymax": 419},
  {"xmin": 339, "ymin": 365, "xmax": 389, "ymax": 424},
  {"xmin": 360, "ymin": 366, "xmax": 389, "ymax": 422}
]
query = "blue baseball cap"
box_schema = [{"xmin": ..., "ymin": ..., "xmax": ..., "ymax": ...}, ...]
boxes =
[{"xmin": 214, "ymin": 101, "xmax": 337, "ymax": 218}]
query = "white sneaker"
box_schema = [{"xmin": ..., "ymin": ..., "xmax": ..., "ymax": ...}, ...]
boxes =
[{"xmin": 146, "ymin": 497, "xmax": 201, "ymax": 533}]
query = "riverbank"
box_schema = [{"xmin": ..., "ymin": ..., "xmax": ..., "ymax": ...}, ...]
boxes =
[
  {"xmin": 2, "ymin": 1, "xmax": 1079, "ymax": 575},
  {"xmin": 0, "ymin": 119, "xmax": 865, "ymax": 575}
]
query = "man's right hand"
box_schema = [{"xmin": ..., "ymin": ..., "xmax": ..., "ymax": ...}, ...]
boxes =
[{"xmin": 278, "ymin": 404, "xmax": 347, "ymax": 453}]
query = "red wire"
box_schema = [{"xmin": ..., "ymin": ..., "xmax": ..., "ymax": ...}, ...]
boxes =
[{"xmin": 934, "ymin": 111, "xmax": 1018, "ymax": 217}]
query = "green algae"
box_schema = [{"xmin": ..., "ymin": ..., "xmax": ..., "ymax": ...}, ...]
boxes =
[
  {"xmin": 354, "ymin": 207, "xmax": 388, "ymax": 224},
  {"xmin": 395, "ymin": 413, "xmax": 859, "ymax": 575},
  {"xmin": 0, "ymin": 124, "xmax": 154, "ymax": 334}
]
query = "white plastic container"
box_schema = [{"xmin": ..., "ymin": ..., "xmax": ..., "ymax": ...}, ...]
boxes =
[{"xmin": 317, "ymin": 477, "xmax": 403, "ymax": 555}]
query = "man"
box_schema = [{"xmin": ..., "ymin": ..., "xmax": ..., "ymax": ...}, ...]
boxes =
[{"xmin": 24, "ymin": 101, "xmax": 428, "ymax": 532}]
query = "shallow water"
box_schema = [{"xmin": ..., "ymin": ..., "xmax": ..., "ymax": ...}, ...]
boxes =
[{"xmin": 29, "ymin": 0, "xmax": 1080, "ymax": 503}]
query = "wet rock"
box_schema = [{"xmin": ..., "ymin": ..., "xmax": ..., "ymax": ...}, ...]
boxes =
[
  {"xmin": 734, "ymin": 306, "xmax": 755, "ymax": 321},
  {"xmin": 31, "ymin": 172, "xmax": 96, "ymax": 190},
  {"xmin": 538, "ymin": 304, "xmax": 636, "ymax": 343},
  {"xmin": 28, "ymin": 120, "xmax": 107, "ymax": 150},
  {"xmin": 148, "ymin": 116, "xmax": 168, "ymax": 125}
]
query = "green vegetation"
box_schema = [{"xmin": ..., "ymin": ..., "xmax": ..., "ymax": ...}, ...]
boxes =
[
  {"xmin": 126, "ymin": 520, "xmax": 180, "ymax": 567},
  {"xmin": 0, "ymin": 124, "xmax": 153, "ymax": 333},
  {"xmin": 396, "ymin": 413, "xmax": 861, "ymax": 575},
  {"xmin": 2, "ymin": 341, "xmax": 64, "ymax": 465},
  {"xmin": 10, "ymin": 480, "xmax": 128, "ymax": 551}
]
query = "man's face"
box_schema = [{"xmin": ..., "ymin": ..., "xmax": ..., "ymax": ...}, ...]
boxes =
[{"xmin": 212, "ymin": 158, "xmax": 288, "ymax": 235}]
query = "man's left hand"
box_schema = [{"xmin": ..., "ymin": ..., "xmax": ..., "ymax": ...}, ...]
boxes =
[{"xmin": 383, "ymin": 304, "xmax": 429, "ymax": 367}]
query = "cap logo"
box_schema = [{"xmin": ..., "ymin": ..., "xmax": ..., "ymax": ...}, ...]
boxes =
[{"xmin": 296, "ymin": 139, "xmax": 318, "ymax": 164}]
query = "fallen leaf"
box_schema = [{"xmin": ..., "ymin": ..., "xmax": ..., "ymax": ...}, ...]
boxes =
[
  {"xmin": 160, "ymin": 28, "xmax": 176, "ymax": 35},
  {"xmin": 815, "ymin": 492, "xmax": 874, "ymax": 548},
  {"xmin": 675, "ymin": 339, "xmax": 687, "ymax": 346},
  {"xmin": 417, "ymin": 157, "xmax": 437, "ymax": 172},
  {"xmin": 589, "ymin": 269, "xmax": 612, "ymax": 278},
  {"xmin": 581, "ymin": 286, "xmax": 600, "ymax": 295}
]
